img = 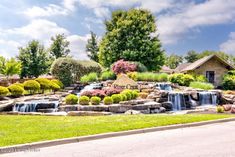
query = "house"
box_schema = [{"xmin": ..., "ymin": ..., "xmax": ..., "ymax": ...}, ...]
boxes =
[
  {"xmin": 159, "ymin": 65, "xmax": 173, "ymax": 74},
  {"xmin": 174, "ymin": 54, "xmax": 235, "ymax": 86}
]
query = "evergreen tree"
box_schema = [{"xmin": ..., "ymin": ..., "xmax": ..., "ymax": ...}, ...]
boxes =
[
  {"xmin": 50, "ymin": 34, "xmax": 70, "ymax": 59},
  {"xmin": 86, "ymin": 31, "xmax": 99, "ymax": 62}
]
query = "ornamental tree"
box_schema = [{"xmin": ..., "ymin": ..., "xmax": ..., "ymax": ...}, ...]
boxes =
[{"xmin": 112, "ymin": 59, "xmax": 136, "ymax": 75}]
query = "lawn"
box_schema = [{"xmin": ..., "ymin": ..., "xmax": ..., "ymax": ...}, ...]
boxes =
[{"xmin": 0, "ymin": 114, "xmax": 234, "ymax": 147}]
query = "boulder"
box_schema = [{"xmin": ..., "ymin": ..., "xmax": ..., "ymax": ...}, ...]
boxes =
[
  {"xmin": 58, "ymin": 105, "xmax": 78, "ymax": 112},
  {"xmin": 132, "ymin": 102, "xmax": 161, "ymax": 110},
  {"xmin": 221, "ymin": 94, "xmax": 235, "ymax": 104},
  {"xmin": 125, "ymin": 110, "xmax": 142, "ymax": 115},
  {"xmin": 223, "ymin": 104, "xmax": 232, "ymax": 111},
  {"xmin": 108, "ymin": 104, "xmax": 132, "ymax": 113},
  {"xmin": 0, "ymin": 100, "xmax": 14, "ymax": 112},
  {"xmin": 78, "ymin": 105, "xmax": 109, "ymax": 112},
  {"xmin": 231, "ymin": 105, "xmax": 235, "ymax": 114},
  {"xmin": 190, "ymin": 91, "xmax": 198, "ymax": 101},
  {"xmin": 68, "ymin": 111, "xmax": 112, "ymax": 116},
  {"xmin": 161, "ymin": 101, "xmax": 173, "ymax": 111}
]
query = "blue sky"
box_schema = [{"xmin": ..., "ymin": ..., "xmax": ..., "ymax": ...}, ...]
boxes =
[{"xmin": 0, "ymin": 0, "xmax": 235, "ymax": 59}]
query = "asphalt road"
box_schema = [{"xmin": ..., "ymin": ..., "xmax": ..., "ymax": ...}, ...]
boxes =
[{"xmin": 2, "ymin": 121, "xmax": 235, "ymax": 157}]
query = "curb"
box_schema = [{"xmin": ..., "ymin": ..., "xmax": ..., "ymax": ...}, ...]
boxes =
[{"xmin": 1, "ymin": 117, "xmax": 235, "ymax": 154}]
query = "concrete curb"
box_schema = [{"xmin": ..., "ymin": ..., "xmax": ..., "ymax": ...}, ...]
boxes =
[{"xmin": 1, "ymin": 117, "xmax": 235, "ymax": 154}]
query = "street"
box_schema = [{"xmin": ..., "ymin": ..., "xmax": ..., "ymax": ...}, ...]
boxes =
[{"xmin": 2, "ymin": 121, "xmax": 235, "ymax": 157}]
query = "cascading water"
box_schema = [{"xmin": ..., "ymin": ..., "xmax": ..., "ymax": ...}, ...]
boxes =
[
  {"xmin": 168, "ymin": 92, "xmax": 186, "ymax": 111},
  {"xmin": 199, "ymin": 91, "xmax": 217, "ymax": 105},
  {"xmin": 156, "ymin": 83, "xmax": 172, "ymax": 91},
  {"xmin": 13, "ymin": 100, "xmax": 59, "ymax": 112}
]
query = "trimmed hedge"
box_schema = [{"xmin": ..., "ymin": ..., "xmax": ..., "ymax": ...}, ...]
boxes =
[
  {"xmin": 0, "ymin": 86, "xmax": 9, "ymax": 97},
  {"xmin": 103, "ymin": 96, "xmax": 113, "ymax": 105},
  {"xmin": 136, "ymin": 72, "xmax": 168, "ymax": 82},
  {"xmin": 79, "ymin": 96, "xmax": 90, "ymax": 105},
  {"xmin": 90, "ymin": 96, "xmax": 101, "ymax": 105},
  {"xmin": 169, "ymin": 73, "xmax": 195, "ymax": 86},
  {"xmin": 51, "ymin": 58, "xmax": 102, "ymax": 86},
  {"xmin": 65, "ymin": 94, "xmax": 78, "ymax": 105},
  {"xmin": 51, "ymin": 79, "xmax": 63, "ymax": 89},
  {"xmin": 23, "ymin": 80, "xmax": 40, "ymax": 94},
  {"xmin": 35, "ymin": 78, "xmax": 51, "ymax": 93},
  {"xmin": 8, "ymin": 84, "xmax": 24, "ymax": 96},
  {"xmin": 111, "ymin": 94, "xmax": 122, "ymax": 103}
]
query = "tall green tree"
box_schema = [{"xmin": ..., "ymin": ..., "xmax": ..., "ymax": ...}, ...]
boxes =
[
  {"xmin": 18, "ymin": 40, "xmax": 50, "ymax": 78},
  {"xmin": 166, "ymin": 54, "xmax": 183, "ymax": 69},
  {"xmin": 184, "ymin": 50, "xmax": 199, "ymax": 63},
  {"xmin": 86, "ymin": 31, "xmax": 99, "ymax": 62},
  {"xmin": 99, "ymin": 9, "xmax": 165, "ymax": 71},
  {"xmin": 50, "ymin": 34, "xmax": 70, "ymax": 59},
  {"xmin": 0, "ymin": 56, "xmax": 21, "ymax": 79}
]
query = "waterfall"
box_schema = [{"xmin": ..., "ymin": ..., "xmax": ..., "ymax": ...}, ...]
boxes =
[
  {"xmin": 13, "ymin": 100, "xmax": 59, "ymax": 112},
  {"xmin": 168, "ymin": 92, "xmax": 186, "ymax": 111},
  {"xmin": 156, "ymin": 83, "xmax": 172, "ymax": 91},
  {"xmin": 199, "ymin": 91, "xmax": 217, "ymax": 105}
]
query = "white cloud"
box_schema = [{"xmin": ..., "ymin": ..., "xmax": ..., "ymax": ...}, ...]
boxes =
[
  {"xmin": 63, "ymin": 0, "xmax": 78, "ymax": 11},
  {"xmin": 0, "ymin": 39, "xmax": 21, "ymax": 58},
  {"xmin": 67, "ymin": 34, "xmax": 90, "ymax": 59},
  {"xmin": 94, "ymin": 7, "xmax": 110, "ymax": 18},
  {"xmin": 220, "ymin": 32, "xmax": 235, "ymax": 54}
]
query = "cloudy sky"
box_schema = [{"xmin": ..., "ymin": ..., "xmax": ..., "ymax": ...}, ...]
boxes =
[{"xmin": 0, "ymin": 0, "xmax": 235, "ymax": 59}]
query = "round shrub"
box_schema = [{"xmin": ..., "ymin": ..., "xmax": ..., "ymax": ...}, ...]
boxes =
[
  {"xmin": 111, "ymin": 94, "xmax": 122, "ymax": 103},
  {"xmin": 103, "ymin": 96, "xmax": 113, "ymax": 105},
  {"xmin": 13, "ymin": 83, "xmax": 24, "ymax": 88},
  {"xmin": 0, "ymin": 86, "xmax": 9, "ymax": 97},
  {"xmin": 194, "ymin": 75, "xmax": 207, "ymax": 82},
  {"xmin": 216, "ymin": 106, "xmax": 225, "ymax": 113},
  {"xmin": 50, "ymin": 82, "xmax": 60, "ymax": 92},
  {"xmin": 138, "ymin": 92, "xmax": 148, "ymax": 99},
  {"xmin": 35, "ymin": 78, "xmax": 51, "ymax": 93},
  {"xmin": 120, "ymin": 94, "xmax": 127, "ymax": 101},
  {"xmin": 222, "ymin": 75, "xmax": 235, "ymax": 90},
  {"xmin": 131, "ymin": 90, "xmax": 139, "ymax": 99},
  {"xmin": 8, "ymin": 84, "xmax": 24, "ymax": 97},
  {"xmin": 100, "ymin": 71, "xmax": 116, "ymax": 81},
  {"xmin": 111, "ymin": 59, "xmax": 137, "ymax": 75},
  {"xmin": 90, "ymin": 96, "xmax": 101, "ymax": 105},
  {"xmin": 121, "ymin": 91, "xmax": 132, "ymax": 100},
  {"xmin": 80, "ymin": 73, "xmax": 98, "ymax": 83},
  {"xmin": 79, "ymin": 96, "xmax": 90, "ymax": 105},
  {"xmin": 169, "ymin": 73, "xmax": 194, "ymax": 86},
  {"xmin": 127, "ymin": 72, "xmax": 137, "ymax": 81},
  {"xmin": 65, "ymin": 94, "xmax": 78, "ymax": 105},
  {"xmin": 51, "ymin": 79, "xmax": 63, "ymax": 88},
  {"xmin": 23, "ymin": 80, "xmax": 40, "ymax": 94}
]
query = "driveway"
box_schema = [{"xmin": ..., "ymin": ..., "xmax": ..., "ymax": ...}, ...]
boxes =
[{"xmin": 2, "ymin": 121, "xmax": 235, "ymax": 157}]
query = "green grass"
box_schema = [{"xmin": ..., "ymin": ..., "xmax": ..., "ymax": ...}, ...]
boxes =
[
  {"xmin": 0, "ymin": 114, "xmax": 234, "ymax": 147},
  {"xmin": 189, "ymin": 81, "xmax": 214, "ymax": 90}
]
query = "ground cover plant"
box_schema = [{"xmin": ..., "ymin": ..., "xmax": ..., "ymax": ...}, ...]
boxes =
[
  {"xmin": 0, "ymin": 114, "xmax": 233, "ymax": 147},
  {"xmin": 189, "ymin": 81, "xmax": 214, "ymax": 90}
]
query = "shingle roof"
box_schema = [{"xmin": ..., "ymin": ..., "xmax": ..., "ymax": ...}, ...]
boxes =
[
  {"xmin": 174, "ymin": 63, "xmax": 191, "ymax": 73},
  {"xmin": 160, "ymin": 65, "xmax": 173, "ymax": 74}
]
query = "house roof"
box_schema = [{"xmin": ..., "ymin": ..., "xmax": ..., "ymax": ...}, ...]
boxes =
[
  {"xmin": 174, "ymin": 63, "xmax": 191, "ymax": 73},
  {"xmin": 180, "ymin": 54, "xmax": 235, "ymax": 72},
  {"xmin": 160, "ymin": 65, "xmax": 173, "ymax": 74}
]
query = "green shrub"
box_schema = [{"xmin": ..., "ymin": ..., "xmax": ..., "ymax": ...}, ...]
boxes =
[
  {"xmin": 0, "ymin": 86, "xmax": 9, "ymax": 97},
  {"xmin": 189, "ymin": 81, "xmax": 214, "ymax": 90},
  {"xmin": 51, "ymin": 79, "xmax": 64, "ymax": 89},
  {"xmin": 79, "ymin": 96, "xmax": 90, "ymax": 105},
  {"xmin": 90, "ymin": 96, "xmax": 101, "ymax": 105},
  {"xmin": 127, "ymin": 72, "xmax": 137, "ymax": 81},
  {"xmin": 216, "ymin": 106, "xmax": 224, "ymax": 113},
  {"xmin": 169, "ymin": 73, "xmax": 194, "ymax": 86},
  {"xmin": 35, "ymin": 78, "xmax": 51, "ymax": 93},
  {"xmin": 131, "ymin": 90, "xmax": 139, "ymax": 99},
  {"xmin": 121, "ymin": 90, "xmax": 132, "ymax": 100},
  {"xmin": 50, "ymin": 82, "xmax": 60, "ymax": 92},
  {"xmin": 136, "ymin": 72, "xmax": 168, "ymax": 82},
  {"xmin": 80, "ymin": 73, "xmax": 98, "ymax": 83},
  {"xmin": 222, "ymin": 72, "xmax": 235, "ymax": 90},
  {"xmin": 23, "ymin": 80, "xmax": 40, "ymax": 94},
  {"xmin": 100, "ymin": 71, "xmax": 116, "ymax": 81},
  {"xmin": 131, "ymin": 62, "xmax": 148, "ymax": 72},
  {"xmin": 65, "ymin": 94, "xmax": 78, "ymax": 105},
  {"xmin": 103, "ymin": 96, "xmax": 113, "ymax": 105},
  {"xmin": 111, "ymin": 94, "xmax": 122, "ymax": 103},
  {"xmin": 51, "ymin": 58, "xmax": 102, "ymax": 86},
  {"xmin": 8, "ymin": 84, "xmax": 24, "ymax": 96},
  {"xmin": 194, "ymin": 75, "xmax": 207, "ymax": 82},
  {"xmin": 13, "ymin": 83, "xmax": 24, "ymax": 88},
  {"xmin": 120, "ymin": 94, "xmax": 127, "ymax": 101}
]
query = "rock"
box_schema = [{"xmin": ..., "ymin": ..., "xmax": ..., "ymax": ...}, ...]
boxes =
[
  {"xmin": 37, "ymin": 108, "xmax": 56, "ymax": 113},
  {"xmin": 68, "ymin": 111, "xmax": 112, "ymax": 116},
  {"xmin": 44, "ymin": 112, "xmax": 67, "ymax": 116},
  {"xmin": 147, "ymin": 93, "xmax": 155, "ymax": 99},
  {"xmin": 223, "ymin": 104, "xmax": 232, "ymax": 111},
  {"xmin": 231, "ymin": 105, "xmax": 235, "ymax": 114},
  {"xmin": 132, "ymin": 102, "xmax": 161, "ymax": 110},
  {"xmin": 78, "ymin": 105, "xmax": 109, "ymax": 112},
  {"xmin": 0, "ymin": 100, "xmax": 14, "ymax": 112},
  {"xmin": 222, "ymin": 94, "xmax": 235, "ymax": 104},
  {"xmin": 161, "ymin": 101, "xmax": 173, "ymax": 111},
  {"xmin": 58, "ymin": 105, "xmax": 78, "ymax": 112},
  {"xmin": 159, "ymin": 107, "xmax": 166, "ymax": 113},
  {"xmin": 125, "ymin": 110, "xmax": 142, "ymax": 115},
  {"xmin": 190, "ymin": 91, "xmax": 198, "ymax": 101},
  {"xmin": 108, "ymin": 104, "xmax": 133, "ymax": 113}
]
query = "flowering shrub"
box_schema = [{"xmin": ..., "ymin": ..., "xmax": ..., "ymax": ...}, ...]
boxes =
[
  {"xmin": 112, "ymin": 60, "xmax": 137, "ymax": 75},
  {"xmin": 104, "ymin": 87, "xmax": 122, "ymax": 96},
  {"xmin": 80, "ymin": 90, "xmax": 93, "ymax": 98},
  {"xmin": 91, "ymin": 89, "xmax": 106, "ymax": 99}
]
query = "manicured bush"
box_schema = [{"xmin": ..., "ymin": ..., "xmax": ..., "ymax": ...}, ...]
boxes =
[
  {"xmin": 112, "ymin": 60, "xmax": 137, "ymax": 75},
  {"xmin": 90, "ymin": 96, "xmax": 101, "ymax": 105},
  {"xmin": 23, "ymin": 80, "xmax": 40, "ymax": 94},
  {"xmin": 216, "ymin": 106, "xmax": 224, "ymax": 113},
  {"xmin": 13, "ymin": 83, "xmax": 24, "ymax": 88},
  {"xmin": 120, "ymin": 94, "xmax": 127, "ymax": 101},
  {"xmin": 91, "ymin": 89, "xmax": 106, "ymax": 99},
  {"xmin": 51, "ymin": 58, "xmax": 102, "ymax": 86},
  {"xmin": 80, "ymin": 91, "xmax": 93, "ymax": 98},
  {"xmin": 0, "ymin": 86, "xmax": 9, "ymax": 97},
  {"xmin": 111, "ymin": 94, "xmax": 122, "ymax": 103},
  {"xmin": 194, "ymin": 75, "xmax": 207, "ymax": 82},
  {"xmin": 104, "ymin": 88, "xmax": 122, "ymax": 96},
  {"xmin": 50, "ymin": 82, "xmax": 60, "ymax": 93},
  {"xmin": 127, "ymin": 72, "xmax": 137, "ymax": 81},
  {"xmin": 169, "ymin": 73, "xmax": 194, "ymax": 86},
  {"xmin": 8, "ymin": 84, "xmax": 24, "ymax": 97},
  {"xmin": 189, "ymin": 82, "xmax": 214, "ymax": 90},
  {"xmin": 35, "ymin": 78, "xmax": 51, "ymax": 93},
  {"xmin": 80, "ymin": 73, "xmax": 98, "ymax": 83},
  {"xmin": 136, "ymin": 72, "xmax": 168, "ymax": 82},
  {"xmin": 51, "ymin": 79, "xmax": 63, "ymax": 89},
  {"xmin": 222, "ymin": 73, "xmax": 235, "ymax": 90},
  {"xmin": 121, "ymin": 90, "xmax": 132, "ymax": 100},
  {"xmin": 100, "ymin": 71, "xmax": 116, "ymax": 81},
  {"xmin": 103, "ymin": 96, "xmax": 113, "ymax": 105},
  {"xmin": 79, "ymin": 96, "xmax": 90, "ymax": 105},
  {"xmin": 65, "ymin": 94, "xmax": 78, "ymax": 105},
  {"xmin": 138, "ymin": 92, "xmax": 148, "ymax": 99},
  {"xmin": 131, "ymin": 90, "xmax": 139, "ymax": 99}
]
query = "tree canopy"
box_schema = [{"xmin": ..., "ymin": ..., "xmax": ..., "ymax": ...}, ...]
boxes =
[
  {"xmin": 18, "ymin": 40, "xmax": 50, "ymax": 78},
  {"xmin": 99, "ymin": 9, "xmax": 165, "ymax": 71},
  {"xmin": 0, "ymin": 56, "xmax": 21, "ymax": 78},
  {"xmin": 166, "ymin": 54, "xmax": 183, "ymax": 69},
  {"xmin": 86, "ymin": 31, "xmax": 99, "ymax": 62},
  {"xmin": 50, "ymin": 34, "xmax": 70, "ymax": 59}
]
